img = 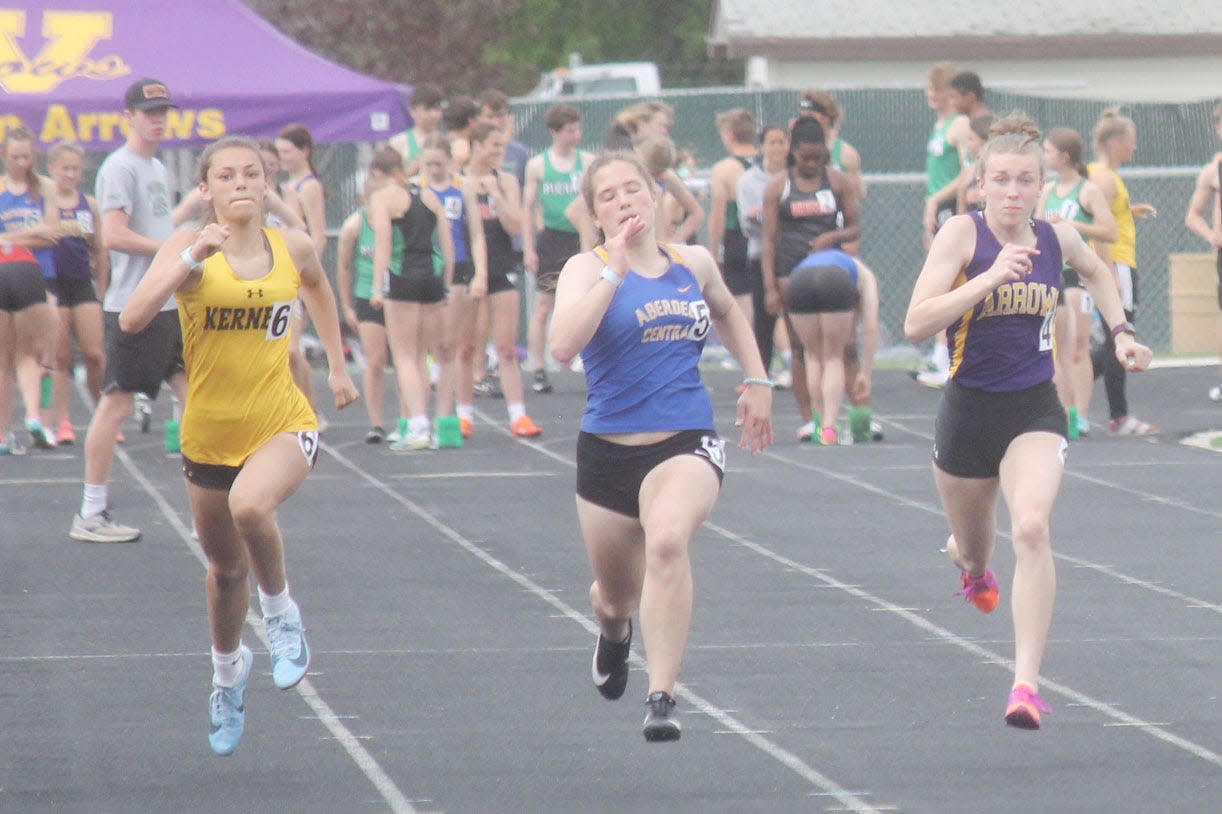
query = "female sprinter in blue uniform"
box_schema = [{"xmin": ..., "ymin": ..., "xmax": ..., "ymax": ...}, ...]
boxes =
[
  {"xmin": 905, "ymin": 114, "xmax": 1152, "ymax": 729},
  {"xmin": 550, "ymin": 152, "xmax": 772, "ymax": 742}
]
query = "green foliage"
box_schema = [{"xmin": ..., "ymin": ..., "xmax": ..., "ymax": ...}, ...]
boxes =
[{"xmin": 246, "ymin": 0, "xmax": 724, "ymax": 96}]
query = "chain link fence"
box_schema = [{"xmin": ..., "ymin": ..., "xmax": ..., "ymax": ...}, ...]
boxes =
[
  {"xmin": 511, "ymin": 88, "xmax": 1220, "ymax": 354},
  {"xmin": 855, "ymin": 166, "xmax": 1204, "ymax": 356},
  {"xmin": 61, "ymin": 89, "xmax": 1217, "ymax": 356}
]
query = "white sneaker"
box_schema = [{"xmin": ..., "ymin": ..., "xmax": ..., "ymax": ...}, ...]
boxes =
[
  {"xmin": 915, "ymin": 368, "xmax": 949, "ymax": 389},
  {"xmin": 1209, "ymin": 385, "xmax": 1222, "ymax": 403},
  {"xmin": 389, "ymin": 429, "xmax": 432, "ymax": 451},
  {"xmin": 772, "ymin": 368, "xmax": 792, "ymax": 389},
  {"xmin": 69, "ymin": 511, "xmax": 141, "ymax": 543}
]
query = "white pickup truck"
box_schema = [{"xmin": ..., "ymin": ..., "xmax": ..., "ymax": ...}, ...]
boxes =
[{"xmin": 528, "ymin": 59, "xmax": 661, "ymax": 98}]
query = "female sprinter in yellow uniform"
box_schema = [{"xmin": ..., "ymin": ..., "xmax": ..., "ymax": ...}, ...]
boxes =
[{"xmin": 120, "ymin": 136, "xmax": 358, "ymax": 756}]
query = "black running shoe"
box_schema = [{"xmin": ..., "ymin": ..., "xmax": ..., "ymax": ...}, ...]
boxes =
[
  {"xmin": 364, "ymin": 426, "xmax": 386, "ymax": 444},
  {"xmin": 643, "ymin": 691, "xmax": 680, "ymax": 742},
  {"xmin": 531, "ymin": 369, "xmax": 553, "ymax": 394},
  {"xmin": 473, "ymin": 374, "xmax": 503, "ymax": 399},
  {"xmin": 591, "ymin": 620, "xmax": 631, "ymax": 700}
]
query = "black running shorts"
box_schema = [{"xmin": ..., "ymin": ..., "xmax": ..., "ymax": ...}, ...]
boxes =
[
  {"xmin": 785, "ymin": 263, "xmax": 858, "ymax": 313},
  {"xmin": 102, "ymin": 310, "xmax": 184, "ymax": 398},
  {"xmin": 720, "ymin": 230, "xmax": 753, "ymax": 296},
  {"xmin": 535, "ymin": 227, "xmax": 579, "ymax": 294},
  {"xmin": 52, "ymin": 276, "xmax": 99, "ymax": 308},
  {"xmin": 386, "ymin": 260, "xmax": 445, "ymax": 304},
  {"xmin": 0, "ymin": 259, "xmax": 48, "ymax": 312},
  {"xmin": 576, "ymin": 429, "xmax": 725, "ymax": 518},
  {"xmin": 933, "ymin": 379, "xmax": 1067, "ymax": 478},
  {"xmin": 353, "ymin": 297, "xmax": 384, "ymax": 326}
]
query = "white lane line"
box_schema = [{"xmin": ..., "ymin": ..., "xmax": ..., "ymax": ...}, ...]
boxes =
[
  {"xmin": 387, "ymin": 471, "xmax": 558, "ymax": 479},
  {"xmin": 0, "ymin": 477, "xmax": 81, "ymax": 486},
  {"xmin": 112, "ymin": 443, "xmax": 417, "ymax": 813},
  {"xmin": 491, "ymin": 412, "xmax": 1222, "ymax": 769},
  {"xmin": 762, "ymin": 448, "xmax": 1222, "ymax": 616},
  {"xmin": 323, "ymin": 440, "xmax": 883, "ymax": 814},
  {"xmin": 1062, "ymin": 469, "xmax": 1222, "ymax": 521},
  {"xmin": 886, "ymin": 418, "xmax": 1222, "ymax": 521},
  {"xmin": 704, "ymin": 520, "xmax": 1222, "ymax": 769}
]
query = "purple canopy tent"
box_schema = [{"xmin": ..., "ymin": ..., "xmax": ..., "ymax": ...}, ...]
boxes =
[{"xmin": 0, "ymin": 1, "xmax": 411, "ymax": 149}]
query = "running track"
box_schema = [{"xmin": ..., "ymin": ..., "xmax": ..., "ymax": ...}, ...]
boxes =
[{"xmin": 2, "ymin": 366, "xmax": 1219, "ymax": 812}]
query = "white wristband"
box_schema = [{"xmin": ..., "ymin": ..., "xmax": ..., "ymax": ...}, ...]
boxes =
[
  {"xmin": 742, "ymin": 377, "xmax": 775, "ymax": 389},
  {"xmin": 180, "ymin": 247, "xmax": 202, "ymax": 271},
  {"xmin": 599, "ymin": 265, "xmax": 624, "ymax": 288}
]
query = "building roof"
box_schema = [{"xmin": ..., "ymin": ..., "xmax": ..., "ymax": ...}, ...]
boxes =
[{"xmin": 708, "ymin": 0, "xmax": 1222, "ymax": 59}]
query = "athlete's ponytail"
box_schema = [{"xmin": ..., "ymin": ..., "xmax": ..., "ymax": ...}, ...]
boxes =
[
  {"xmin": 1092, "ymin": 107, "xmax": 1134, "ymax": 155},
  {"xmin": 976, "ymin": 111, "xmax": 1043, "ymax": 180},
  {"xmin": 1046, "ymin": 127, "xmax": 1088, "ymax": 177}
]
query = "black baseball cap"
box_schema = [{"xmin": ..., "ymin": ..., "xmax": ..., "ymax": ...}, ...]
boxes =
[{"xmin": 125, "ymin": 79, "xmax": 178, "ymax": 112}]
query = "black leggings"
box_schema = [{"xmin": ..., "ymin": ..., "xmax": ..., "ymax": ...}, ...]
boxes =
[
  {"xmin": 749, "ymin": 257, "xmax": 778, "ymax": 371},
  {"xmin": 1092, "ymin": 308, "xmax": 1133, "ymax": 420}
]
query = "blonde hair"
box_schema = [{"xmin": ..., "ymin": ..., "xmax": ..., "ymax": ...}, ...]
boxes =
[
  {"xmin": 715, "ymin": 108, "xmax": 755, "ymax": 144},
  {"xmin": 1092, "ymin": 107, "xmax": 1134, "ymax": 153},
  {"xmin": 928, "ymin": 62, "xmax": 957, "ymax": 91},
  {"xmin": 635, "ymin": 134, "xmax": 675, "ymax": 178},
  {"xmin": 48, "ymin": 141, "xmax": 85, "ymax": 166},
  {"xmin": 801, "ymin": 89, "xmax": 842, "ymax": 126},
  {"xmin": 610, "ymin": 104, "xmax": 655, "ymax": 144},
  {"xmin": 976, "ymin": 112, "xmax": 1043, "ymax": 179}
]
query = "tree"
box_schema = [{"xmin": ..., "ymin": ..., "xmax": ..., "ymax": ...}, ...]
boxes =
[
  {"xmin": 245, "ymin": 0, "xmax": 729, "ymax": 96},
  {"xmin": 245, "ymin": 0, "xmax": 519, "ymax": 94}
]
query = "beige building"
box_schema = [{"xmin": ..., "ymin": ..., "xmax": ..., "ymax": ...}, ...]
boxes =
[{"xmin": 708, "ymin": 0, "xmax": 1222, "ymax": 102}]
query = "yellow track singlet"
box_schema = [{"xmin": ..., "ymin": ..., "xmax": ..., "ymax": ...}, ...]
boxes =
[
  {"xmin": 1088, "ymin": 162, "xmax": 1137, "ymax": 267},
  {"xmin": 176, "ymin": 227, "xmax": 317, "ymax": 465}
]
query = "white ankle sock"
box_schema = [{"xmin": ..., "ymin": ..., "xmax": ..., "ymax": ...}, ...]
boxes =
[
  {"xmin": 507, "ymin": 403, "xmax": 525, "ymax": 423},
  {"xmin": 212, "ymin": 645, "xmax": 247, "ymax": 687},
  {"xmin": 258, "ymin": 585, "xmax": 295, "ymax": 619},
  {"xmin": 81, "ymin": 483, "xmax": 107, "ymax": 519}
]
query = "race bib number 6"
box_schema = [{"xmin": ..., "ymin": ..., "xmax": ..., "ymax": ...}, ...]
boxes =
[{"xmin": 267, "ymin": 300, "xmax": 295, "ymax": 340}]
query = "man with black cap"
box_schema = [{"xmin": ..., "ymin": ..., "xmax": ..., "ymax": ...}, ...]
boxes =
[{"xmin": 69, "ymin": 79, "xmax": 187, "ymax": 543}]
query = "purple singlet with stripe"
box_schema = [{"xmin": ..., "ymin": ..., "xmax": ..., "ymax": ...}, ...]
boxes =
[{"xmin": 947, "ymin": 212, "xmax": 1062, "ymax": 392}]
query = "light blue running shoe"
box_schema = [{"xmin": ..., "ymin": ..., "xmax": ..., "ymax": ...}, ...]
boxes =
[
  {"xmin": 26, "ymin": 418, "xmax": 55, "ymax": 450},
  {"xmin": 208, "ymin": 644, "xmax": 252, "ymax": 756},
  {"xmin": 0, "ymin": 431, "xmax": 27, "ymax": 455},
  {"xmin": 267, "ymin": 608, "xmax": 310, "ymax": 690}
]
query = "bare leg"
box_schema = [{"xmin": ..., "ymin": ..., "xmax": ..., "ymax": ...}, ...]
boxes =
[
  {"xmin": 227, "ymin": 433, "xmax": 313, "ymax": 596},
  {"xmin": 190, "ymin": 483, "xmax": 250, "ymax": 653},
  {"xmin": 933, "ymin": 465, "xmax": 999, "ymax": 578},
  {"xmin": 998, "ymin": 432, "xmax": 1064, "ymax": 690},
  {"xmin": 527, "ymin": 289, "xmax": 554, "ymax": 373},
  {"xmin": 635, "ymin": 455, "xmax": 720, "ymax": 695},
  {"xmin": 579, "ymin": 499, "xmax": 646, "ymax": 645},
  {"xmin": 84, "ymin": 390, "xmax": 136, "ymax": 484},
  {"xmin": 357, "ymin": 320, "xmax": 389, "ymax": 429},
  {"xmin": 490, "ymin": 290, "xmax": 526, "ymax": 409}
]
